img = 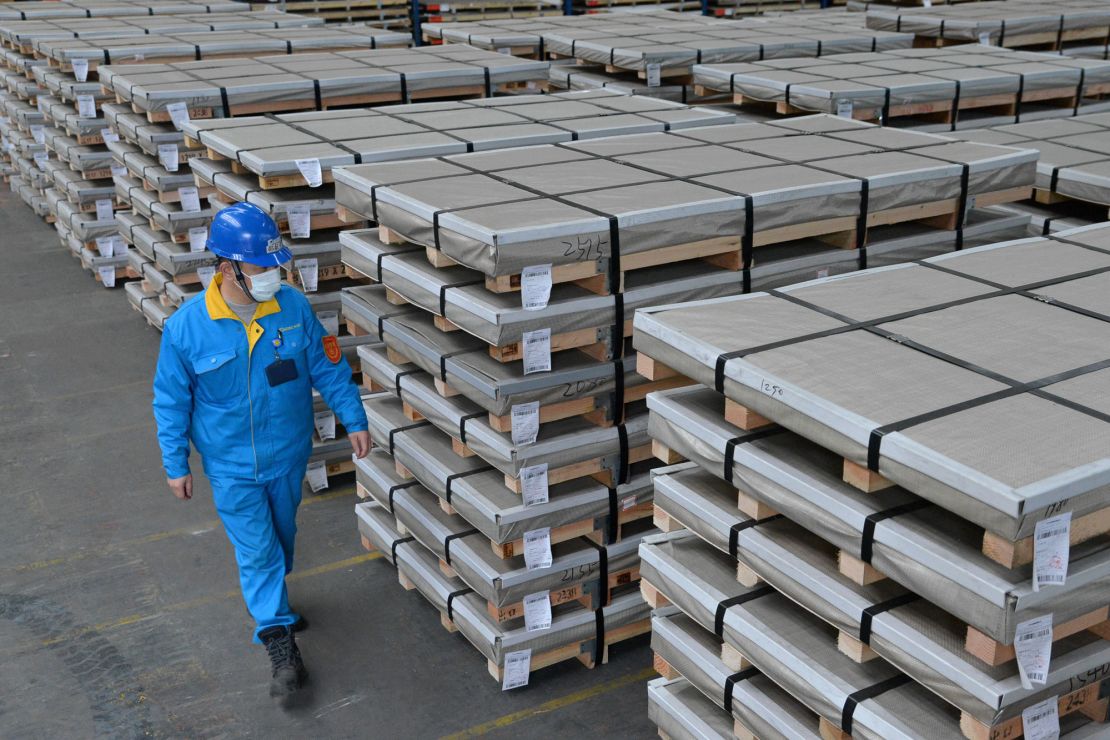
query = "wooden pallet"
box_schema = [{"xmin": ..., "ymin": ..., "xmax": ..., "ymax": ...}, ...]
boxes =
[
  {"xmin": 1033, "ymin": 187, "xmax": 1110, "ymax": 221},
  {"xmin": 920, "ymin": 25, "xmax": 1110, "ymax": 51}
]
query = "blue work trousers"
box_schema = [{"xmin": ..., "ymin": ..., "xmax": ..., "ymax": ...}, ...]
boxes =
[{"xmin": 210, "ymin": 467, "xmax": 305, "ymax": 642}]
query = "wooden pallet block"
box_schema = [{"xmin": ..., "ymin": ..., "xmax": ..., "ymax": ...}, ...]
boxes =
[
  {"xmin": 653, "ymin": 653, "xmax": 680, "ymax": 680},
  {"xmin": 837, "ymin": 550, "xmax": 887, "ymax": 586},
  {"xmin": 959, "ymin": 677, "xmax": 1109, "ymax": 740},
  {"xmin": 982, "ymin": 505, "xmax": 1110, "ymax": 568},
  {"xmin": 641, "ymin": 580, "xmax": 670, "ymax": 608},
  {"xmin": 485, "ymin": 615, "xmax": 651, "ymax": 681},
  {"xmin": 651, "ymin": 440, "xmax": 685, "ymax": 465},
  {"xmin": 965, "ymin": 606, "xmax": 1109, "ymax": 666},
  {"xmin": 723, "ymin": 398, "xmax": 773, "ymax": 431},
  {"xmin": 636, "ymin": 354, "xmax": 688, "ymax": 383},
  {"xmin": 653, "ymin": 504, "xmax": 686, "ymax": 533}
]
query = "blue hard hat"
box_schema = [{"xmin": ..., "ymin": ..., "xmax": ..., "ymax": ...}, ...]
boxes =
[{"xmin": 206, "ymin": 201, "xmax": 291, "ymax": 267}]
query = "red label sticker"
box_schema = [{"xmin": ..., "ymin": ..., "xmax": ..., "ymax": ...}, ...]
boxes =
[{"xmin": 323, "ymin": 335, "xmax": 341, "ymax": 364}]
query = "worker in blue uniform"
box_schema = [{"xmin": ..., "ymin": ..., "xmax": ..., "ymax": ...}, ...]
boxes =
[{"xmin": 152, "ymin": 202, "xmax": 370, "ymax": 707}]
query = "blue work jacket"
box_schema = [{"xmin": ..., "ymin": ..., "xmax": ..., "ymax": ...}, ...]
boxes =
[{"xmin": 152, "ymin": 273, "xmax": 368, "ymax": 481}]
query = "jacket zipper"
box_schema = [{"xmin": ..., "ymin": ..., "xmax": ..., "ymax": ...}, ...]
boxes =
[{"xmin": 246, "ymin": 321, "xmax": 258, "ymax": 481}]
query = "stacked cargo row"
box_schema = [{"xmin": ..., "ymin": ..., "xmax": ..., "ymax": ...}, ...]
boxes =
[{"xmin": 632, "ymin": 221, "xmax": 1110, "ymax": 738}]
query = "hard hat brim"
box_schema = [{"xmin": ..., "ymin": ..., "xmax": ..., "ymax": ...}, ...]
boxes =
[{"xmin": 239, "ymin": 247, "xmax": 292, "ymax": 268}]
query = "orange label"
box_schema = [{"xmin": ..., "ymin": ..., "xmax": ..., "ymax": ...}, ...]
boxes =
[{"xmin": 322, "ymin": 335, "xmax": 341, "ymax": 364}]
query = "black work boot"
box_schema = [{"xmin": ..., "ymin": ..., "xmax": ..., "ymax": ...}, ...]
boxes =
[{"xmin": 259, "ymin": 626, "xmax": 307, "ymax": 708}]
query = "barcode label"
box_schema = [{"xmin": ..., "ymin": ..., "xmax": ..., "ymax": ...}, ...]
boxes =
[
  {"xmin": 522, "ymin": 328, "xmax": 551, "ymax": 375},
  {"xmin": 1015, "ymin": 615, "xmax": 1053, "ymax": 689},
  {"xmin": 1021, "ymin": 696, "xmax": 1059, "ymax": 740},
  {"xmin": 1033, "ymin": 512, "xmax": 1070, "ymax": 592},
  {"xmin": 502, "ymin": 649, "xmax": 531, "ymax": 691},
  {"xmin": 520, "ymin": 463, "xmax": 549, "ymax": 507},
  {"xmin": 511, "ymin": 401, "xmax": 540, "ymax": 446}
]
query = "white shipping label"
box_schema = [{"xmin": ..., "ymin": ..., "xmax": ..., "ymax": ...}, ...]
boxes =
[
  {"xmin": 520, "ymin": 264, "xmax": 552, "ymax": 311},
  {"xmin": 1033, "ymin": 513, "xmax": 1070, "ymax": 592},
  {"xmin": 1021, "ymin": 697, "xmax": 1059, "ymax": 740},
  {"xmin": 1015, "ymin": 615, "xmax": 1053, "ymax": 689},
  {"xmin": 158, "ymin": 143, "xmax": 179, "ymax": 172},
  {"xmin": 187, "ymin": 226, "xmax": 207, "ymax": 253},
  {"xmin": 523, "ymin": 591, "xmax": 552, "ymax": 632},
  {"xmin": 95, "ymin": 236, "xmax": 115, "ymax": 258},
  {"xmin": 501, "ymin": 649, "xmax": 531, "ymax": 691},
  {"xmin": 30, "ymin": 125, "xmax": 44, "ymax": 145},
  {"xmin": 97, "ymin": 266, "xmax": 116, "ymax": 288},
  {"xmin": 523, "ymin": 527, "xmax": 552, "ymax": 570},
  {"xmin": 305, "ymin": 461, "xmax": 328, "ymax": 492},
  {"xmin": 522, "ymin": 328, "xmax": 551, "ymax": 375},
  {"xmin": 836, "ymin": 99, "xmax": 854, "ymax": 119},
  {"xmin": 646, "ymin": 63, "xmax": 661, "ymax": 87},
  {"xmin": 318, "ymin": 310, "xmax": 339, "ymax": 336},
  {"xmin": 133, "ymin": 53, "xmax": 144, "ymax": 62},
  {"xmin": 622, "ymin": 495, "xmax": 637, "ymax": 511},
  {"xmin": 77, "ymin": 94, "xmax": 96, "ymax": 118},
  {"xmin": 33, "ymin": 151, "xmax": 47, "ymax": 170},
  {"xmin": 287, "ymin": 203, "xmax": 311, "ymax": 239},
  {"xmin": 497, "ymin": 47, "xmax": 511, "ymax": 55},
  {"xmin": 511, "ymin": 401, "xmax": 539, "ymax": 446},
  {"xmin": 95, "ymin": 198, "xmax": 113, "ymax": 222},
  {"xmin": 101, "ymin": 128, "xmax": 119, "ymax": 144},
  {"xmin": 197, "ymin": 265, "xmax": 216, "ymax": 288},
  {"xmin": 297, "ymin": 258, "xmax": 319, "ymax": 293},
  {"xmin": 816, "ymin": 268, "xmax": 830, "ymax": 279},
  {"xmin": 979, "ymin": 32, "xmax": 992, "ymax": 45},
  {"xmin": 37, "ymin": 97, "xmax": 47, "ymax": 114},
  {"xmin": 72, "ymin": 57, "xmax": 89, "ymax": 83},
  {"xmin": 922, "ymin": 0, "xmax": 932, "ymax": 6},
  {"xmin": 295, "ymin": 158, "xmax": 323, "ymax": 188},
  {"xmin": 111, "ymin": 164, "xmax": 127, "ymax": 178},
  {"xmin": 166, "ymin": 101, "xmax": 190, "ymax": 132},
  {"xmin": 179, "ymin": 186, "xmax": 201, "ymax": 213},
  {"xmin": 313, "ymin": 411, "xmax": 336, "ymax": 441},
  {"xmin": 520, "ymin": 463, "xmax": 549, "ymax": 508}
]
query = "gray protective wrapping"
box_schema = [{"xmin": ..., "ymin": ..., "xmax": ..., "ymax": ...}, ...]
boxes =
[
  {"xmin": 865, "ymin": 0, "xmax": 1110, "ymax": 46},
  {"xmin": 634, "ymin": 226, "xmax": 1110, "ymax": 539},
  {"xmin": 647, "ymin": 676, "xmax": 736, "ymax": 740},
  {"xmin": 343, "ymin": 116, "xmax": 1033, "ymax": 278},
  {"xmin": 647, "ymin": 386, "xmax": 1110, "ymax": 643}
]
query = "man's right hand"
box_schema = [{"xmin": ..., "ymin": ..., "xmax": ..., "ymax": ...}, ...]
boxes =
[{"xmin": 168, "ymin": 474, "xmax": 192, "ymax": 500}]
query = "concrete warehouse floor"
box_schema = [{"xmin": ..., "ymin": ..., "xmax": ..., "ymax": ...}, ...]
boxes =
[{"xmin": 0, "ymin": 187, "xmax": 656, "ymax": 738}]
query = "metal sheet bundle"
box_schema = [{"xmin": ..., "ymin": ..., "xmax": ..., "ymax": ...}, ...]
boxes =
[
  {"xmin": 0, "ymin": 0, "xmax": 242, "ymax": 22},
  {"xmin": 693, "ymin": 44, "xmax": 1110, "ymax": 128},
  {"xmin": 633, "ymin": 223, "xmax": 1110, "ymax": 739}
]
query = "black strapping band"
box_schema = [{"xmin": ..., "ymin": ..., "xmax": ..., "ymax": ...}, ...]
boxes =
[
  {"xmin": 610, "ymin": 359, "xmax": 626, "ymax": 426},
  {"xmin": 728, "ymin": 514, "xmax": 783, "ymax": 558},
  {"xmin": 724, "ymin": 667, "xmax": 758, "ymax": 714},
  {"xmin": 446, "ymin": 587, "xmax": 472, "ymax": 622},
  {"xmin": 445, "ymin": 466, "xmax": 494, "ymax": 504},
  {"xmin": 313, "ymin": 79, "xmax": 322, "ymax": 111},
  {"xmin": 584, "ymin": 538, "xmax": 611, "ymax": 606},
  {"xmin": 615, "ymin": 423, "xmax": 629, "ymax": 486},
  {"xmin": 950, "ymin": 80, "xmax": 961, "ymax": 132},
  {"xmin": 859, "ymin": 592, "xmax": 920, "ymax": 646},
  {"xmin": 399, "ymin": 72, "xmax": 409, "ymax": 104},
  {"xmin": 387, "ymin": 480, "xmax": 419, "ymax": 513},
  {"xmin": 592, "ymin": 608, "xmax": 605, "ymax": 664},
  {"xmin": 723, "ymin": 428, "xmax": 785, "ymax": 485},
  {"xmin": 859, "ymin": 500, "xmax": 931, "ymax": 563},
  {"xmin": 393, "ymin": 367, "xmax": 421, "ymax": 391},
  {"xmin": 439, "ymin": 278, "xmax": 482, "ymax": 317},
  {"xmin": 1074, "ymin": 67, "xmax": 1086, "ymax": 116},
  {"xmin": 483, "ymin": 67, "xmax": 491, "ymax": 97},
  {"xmin": 443, "ymin": 528, "xmax": 479, "ymax": 565},
  {"xmin": 458, "ymin": 411, "xmax": 485, "ymax": 446},
  {"xmin": 606, "ymin": 488, "xmax": 619, "ymax": 543},
  {"xmin": 391, "ymin": 535, "xmax": 415, "ymax": 563},
  {"xmin": 715, "ymin": 585, "xmax": 773, "ymax": 638},
  {"xmin": 841, "ymin": 675, "xmax": 911, "ymax": 734},
  {"xmin": 218, "ymin": 87, "xmax": 230, "ymax": 118},
  {"xmin": 388, "ymin": 420, "xmax": 429, "ymax": 455},
  {"xmin": 194, "ymin": 45, "xmax": 201, "ymax": 61},
  {"xmin": 1014, "ymin": 73, "xmax": 1025, "ymax": 124}
]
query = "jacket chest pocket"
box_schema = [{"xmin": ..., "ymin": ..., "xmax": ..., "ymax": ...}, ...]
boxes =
[
  {"xmin": 275, "ymin": 327, "xmax": 307, "ymax": 360},
  {"xmin": 192, "ymin": 348, "xmax": 245, "ymax": 404}
]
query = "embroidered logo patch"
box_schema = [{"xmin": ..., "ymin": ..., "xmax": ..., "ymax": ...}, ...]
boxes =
[{"xmin": 322, "ymin": 335, "xmax": 341, "ymax": 363}]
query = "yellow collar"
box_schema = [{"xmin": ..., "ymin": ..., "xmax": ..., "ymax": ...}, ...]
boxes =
[{"xmin": 204, "ymin": 272, "xmax": 281, "ymax": 325}]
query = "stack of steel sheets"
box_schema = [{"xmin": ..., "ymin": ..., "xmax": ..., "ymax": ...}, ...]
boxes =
[{"xmin": 632, "ymin": 223, "xmax": 1110, "ymax": 739}]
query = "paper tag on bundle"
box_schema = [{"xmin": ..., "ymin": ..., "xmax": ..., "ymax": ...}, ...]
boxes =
[
  {"xmin": 1021, "ymin": 697, "xmax": 1059, "ymax": 740},
  {"xmin": 95, "ymin": 236, "xmax": 116, "ymax": 258},
  {"xmin": 523, "ymin": 591, "xmax": 552, "ymax": 632},
  {"xmin": 313, "ymin": 411, "xmax": 336, "ymax": 441},
  {"xmin": 72, "ymin": 58, "xmax": 89, "ymax": 83},
  {"xmin": 33, "ymin": 151, "xmax": 47, "ymax": 170},
  {"xmin": 101, "ymin": 129, "xmax": 120, "ymax": 144},
  {"xmin": 111, "ymin": 164, "xmax": 127, "ymax": 177},
  {"xmin": 97, "ymin": 265, "xmax": 116, "ymax": 287},
  {"xmin": 297, "ymin": 258, "xmax": 319, "ymax": 293},
  {"xmin": 305, "ymin": 461, "xmax": 328, "ymax": 492},
  {"xmin": 816, "ymin": 268, "xmax": 830, "ymax": 279},
  {"xmin": 30, "ymin": 125, "xmax": 44, "ymax": 145},
  {"xmin": 520, "ymin": 463, "xmax": 549, "ymax": 507},
  {"xmin": 520, "ymin": 264, "xmax": 552, "ymax": 311},
  {"xmin": 197, "ymin": 265, "xmax": 216, "ymax": 288},
  {"xmin": 295, "ymin": 158, "xmax": 323, "ymax": 188},
  {"xmin": 922, "ymin": 0, "xmax": 932, "ymax": 6},
  {"xmin": 523, "ymin": 527, "xmax": 552, "ymax": 570},
  {"xmin": 188, "ymin": 226, "xmax": 207, "ymax": 253},
  {"xmin": 979, "ymin": 32, "xmax": 992, "ymax": 45},
  {"xmin": 497, "ymin": 47, "xmax": 510, "ymax": 55},
  {"xmin": 646, "ymin": 63, "xmax": 661, "ymax": 88},
  {"xmin": 1033, "ymin": 513, "xmax": 1070, "ymax": 592},
  {"xmin": 95, "ymin": 198, "xmax": 113, "ymax": 222},
  {"xmin": 179, "ymin": 186, "xmax": 201, "ymax": 213},
  {"xmin": 287, "ymin": 203, "xmax": 311, "ymax": 238},
  {"xmin": 166, "ymin": 102, "xmax": 190, "ymax": 132},
  {"xmin": 133, "ymin": 53, "xmax": 144, "ymax": 62},
  {"xmin": 522, "ymin": 328, "xmax": 551, "ymax": 375},
  {"xmin": 501, "ymin": 649, "xmax": 531, "ymax": 691},
  {"xmin": 318, "ymin": 310, "xmax": 339, "ymax": 336},
  {"xmin": 77, "ymin": 94, "xmax": 96, "ymax": 118},
  {"xmin": 1015, "ymin": 615, "xmax": 1053, "ymax": 689},
  {"xmin": 622, "ymin": 495, "xmax": 637, "ymax": 511},
  {"xmin": 37, "ymin": 97, "xmax": 47, "ymax": 115},
  {"xmin": 836, "ymin": 99, "xmax": 854, "ymax": 119},
  {"xmin": 511, "ymin": 401, "xmax": 539, "ymax": 446},
  {"xmin": 158, "ymin": 143, "xmax": 179, "ymax": 172}
]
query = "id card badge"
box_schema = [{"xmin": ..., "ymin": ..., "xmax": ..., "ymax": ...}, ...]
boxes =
[{"xmin": 266, "ymin": 358, "xmax": 298, "ymax": 387}]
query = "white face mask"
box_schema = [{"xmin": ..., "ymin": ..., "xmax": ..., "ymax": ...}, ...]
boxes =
[{"xmin": 246, "ymin": 268, "xmax": 281, "ymax": 301}]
